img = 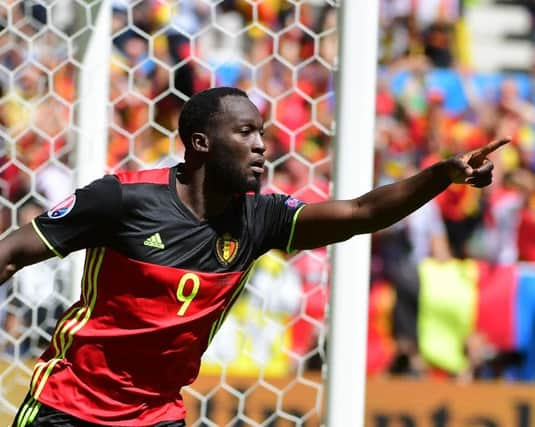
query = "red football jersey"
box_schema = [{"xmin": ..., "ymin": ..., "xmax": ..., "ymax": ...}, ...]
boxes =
[{"xmin": 29, "ymin": 166, "xmax": 305, "ymax": 426}]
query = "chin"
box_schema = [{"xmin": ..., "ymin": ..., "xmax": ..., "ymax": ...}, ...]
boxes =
[
  {"xmin": 248, "ymin": 181, "xmax": 261, "ymax": 194},
  {"xmin": 211, "ymin": 165, "xmax": 261, "ymax": 194},
  {"xmin": 240, "ymin": 177, "xmax": 260, "ymax": 194}
]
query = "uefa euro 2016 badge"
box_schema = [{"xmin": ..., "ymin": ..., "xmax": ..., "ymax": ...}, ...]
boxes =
[
  {"xmin": 285, "ymin": 196, "xmax": 302, "ymax": 209},
  {"xmin": 47, "ymin": 194, "xmax": 76, "ymax": 219}
]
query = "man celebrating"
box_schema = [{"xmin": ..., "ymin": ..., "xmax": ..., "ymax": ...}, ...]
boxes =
[{"xmin": 6, "ymin": 87, "xmax": 508, "ymax": 426}]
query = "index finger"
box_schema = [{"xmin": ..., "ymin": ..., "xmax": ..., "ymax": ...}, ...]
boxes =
[{"xmin": 475, "ymin": 137, "xmax": 511, "ymax": 157}]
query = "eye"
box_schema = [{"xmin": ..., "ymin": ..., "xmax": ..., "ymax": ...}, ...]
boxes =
[
  {"xmin": 259, "ymin": 128, "xmax": 265, "ymax": 137},
  {"xmin": 239, "ymin": 127, "xmax": 252, "ymax": 135}
]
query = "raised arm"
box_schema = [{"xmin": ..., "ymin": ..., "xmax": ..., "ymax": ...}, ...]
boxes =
[
  {"xmin": 0, "ymin": 224, "xmax": 54, "ymax": 284},
  {"xmin": 291, "ymin": 137, "xmax": 510, "ymax": 250}
]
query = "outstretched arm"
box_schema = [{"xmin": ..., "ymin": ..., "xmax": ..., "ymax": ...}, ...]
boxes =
[
  {"xmin": 0, "ymin": 224, "xmax": 54, "ymax": 284},
  {"xmin": 292, "ymin": 137, "xmax": 510, "ymax": 250}
]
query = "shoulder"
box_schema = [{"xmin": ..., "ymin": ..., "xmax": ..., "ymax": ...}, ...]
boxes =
[
  {"xmin": 114, "ymin": 167, "xmax": 170, "ymax": 186},
  {"xmin": 114, "ymin": 168, "xmax": 171, "ymax": 205},
  {"xmin": 76, "ymin": 174, "xmax": 122, "ymax": 202},
  {"xmin": 245, "ymin": 192, "xmax": 305, "ymax": 209}
]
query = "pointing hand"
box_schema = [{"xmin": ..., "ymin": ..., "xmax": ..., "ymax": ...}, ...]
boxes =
[{"xmin": 445, "ymin": 137, "xmax": 511, "ymax": 188}]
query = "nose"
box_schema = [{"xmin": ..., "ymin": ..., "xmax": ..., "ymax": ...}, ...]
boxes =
[{"xmin": 252, "ymin": 132, "xmax": 266, "ymax": 155}]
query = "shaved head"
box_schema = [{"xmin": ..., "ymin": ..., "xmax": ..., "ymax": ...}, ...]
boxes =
[{"xmin": 178, "ymin": 87, "xmax": 248, "ymax": 153}]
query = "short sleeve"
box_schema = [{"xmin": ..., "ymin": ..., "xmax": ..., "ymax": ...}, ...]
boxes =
[
  {"xmin": 252, "ymin": 194, "xmax": 306, "ymax": 256},
  {"xmin": 32, "ymin": 175, "xmax": 123, "ymax": 257}
]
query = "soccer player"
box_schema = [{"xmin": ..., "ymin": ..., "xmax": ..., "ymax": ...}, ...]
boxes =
[{"xmin": 6, "ymin": 87, "xmax": 507, "ymax": 426}]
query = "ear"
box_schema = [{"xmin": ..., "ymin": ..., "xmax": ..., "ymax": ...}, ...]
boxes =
[{"xmin": 191, "ymin": 132, "xmax": 209, "ymax": 153}]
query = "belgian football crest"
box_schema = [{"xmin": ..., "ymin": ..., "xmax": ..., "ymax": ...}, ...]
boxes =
[{"xmin": 215, "ymin": 233, "xmax": 239, "ymax": 266}]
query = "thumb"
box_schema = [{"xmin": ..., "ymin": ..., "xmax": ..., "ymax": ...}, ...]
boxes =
[
  {"xmin": 446, "ymin": 157, "xmax": 475, "ymax": 183},
  {"xmin": 463, "ymin": 163, "xmax": 474, "ymax": 177},
  {"xmin": 453, "ymin": 156, "xmax": 474, "ymax": 176}
]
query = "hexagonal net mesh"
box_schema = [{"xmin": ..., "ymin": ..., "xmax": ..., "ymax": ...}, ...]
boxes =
[{"xmin": 0, "ymin": 1, "xmax": 338, "ymax": 425}]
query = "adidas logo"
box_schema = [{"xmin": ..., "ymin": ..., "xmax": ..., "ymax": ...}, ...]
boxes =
[{"xmin": 144, "ymin": 232, "xmax": 165, "ymax": 249}]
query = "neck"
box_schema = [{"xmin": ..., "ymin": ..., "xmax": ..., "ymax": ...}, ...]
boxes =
[{"xmin": 175, "ymin": 162, "xmax": 233, "ymax": 221}]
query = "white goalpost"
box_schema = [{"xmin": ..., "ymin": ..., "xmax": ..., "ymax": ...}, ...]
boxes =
[
  {"xmin": 328, "ymin": 1, "xmax": 378, "ymax": 426},
  {"xmin": 76, "ymin": 0, "xmax": 111, "ymax": 192},
  {"xmin": 72, "ymin": 0, "xmax": 111, "ymax": 302}
]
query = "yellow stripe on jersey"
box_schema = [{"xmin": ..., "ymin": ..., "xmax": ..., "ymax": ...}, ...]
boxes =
[
  {"xmin": 29, "ymin": 263, "xmax": 92, "ymax": 396},
  {"xmin": 208, "ymin": 262, "xmax": 256, "ymax": 344},
  {"xmin": 25, "ymin": 400, "xmax": 42, "ymax": 426},
  {"xmin": 16, "ymin": 395, "xmax": 41, "ymax": 427},
  {"xmin": 31, "ymin": 219, "xmax": 64, "ymax": 259},
  {"xmin": 286, "ymin": 205, "xmax": 305, "ymax": 254},
  {"xmin": 29, "ymin": 305, "xmax": 79, "ymax": 396},
  {"xmin": 30, "ymin": 247, "xmax": 105, "ymax": 399}
]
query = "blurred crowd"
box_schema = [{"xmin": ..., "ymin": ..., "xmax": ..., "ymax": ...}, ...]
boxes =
[
  {"xmin": 372, "ymin": 0, "xmax": 535, "ymax": 382},
  {"xmin": 1, "ymin": 0, "xmax": 535, "ymax": 382}
]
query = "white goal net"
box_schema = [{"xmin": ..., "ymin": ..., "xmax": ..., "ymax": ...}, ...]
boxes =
[{"xmin": 0, "ymin": 0, "xmax": 339, "ymax": 425}]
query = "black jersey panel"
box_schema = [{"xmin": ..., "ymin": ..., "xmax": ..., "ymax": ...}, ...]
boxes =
[
  {"xmin": 34, "ymin": 175, "xmax": 123, "ymax": 256},
  {"xmin": 110, "ymin": 184, "xmax": 255, "ymax": 272},
  {"xmin": 33, "ymin": 166, "xmax": 305, "ymax": 273},
  {"xmin": 249, "ymin": 193, "xmax": 305, "ymax": 256}
]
